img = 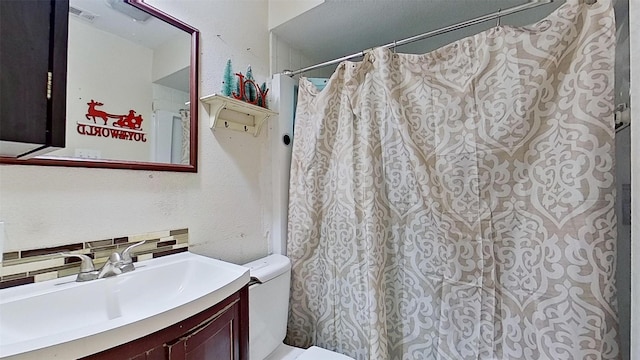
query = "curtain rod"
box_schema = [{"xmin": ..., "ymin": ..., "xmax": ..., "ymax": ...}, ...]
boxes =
[{"xmin": 282, "ymin": 0, "xmax": 554, "ymax": 77}]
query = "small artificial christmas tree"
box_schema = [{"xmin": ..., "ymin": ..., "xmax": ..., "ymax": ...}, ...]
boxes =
[
  {"xmin": 245, "ymin": 65, "xmax": 257, "ymax": 104},
  {"xmin": 234, "ymin": 72, "xmax": 242, "ymax": 100},
  {"xmin": 259, "ymin": 82, "xmax": 268, "ymax": 108},
  {"xmin": 221, "ymin": 59, "xmax": 234, "ymax": 97}
]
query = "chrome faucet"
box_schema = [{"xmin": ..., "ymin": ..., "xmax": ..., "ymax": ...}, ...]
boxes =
[
  {"xmin": 60, "ymin": 241, "xmax": 146, "ymax": 282},
  {"xmin": 119, "ymin": 240, "xmax": 146, "ymax": 273},
  {"xmin": 97, "ymin": 252, "xmax": 124, "ymax": 278},
  {"xmin": 59, "ymin": 253, "xmax": 98, "ymax": 282}
]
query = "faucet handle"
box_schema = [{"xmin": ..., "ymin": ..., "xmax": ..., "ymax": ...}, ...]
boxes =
[
  {"xmin": 60, "ymin": 253, "xmax": 98, "ymax": 281},
  {"xmin": 119, "ymin": 241, "xmax": 145, "ymax": 273},
  {"xmin": 59, "ymin": 253, "xmax": 95, "ymax": 273},
  {"xmin": 121, "ymin": 240, "xmax": 146, "ymax": 263}
]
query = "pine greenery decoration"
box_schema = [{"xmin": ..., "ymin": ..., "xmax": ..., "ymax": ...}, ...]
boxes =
[
  {"xmin": 259, "ymin": 82, "xmax": 268, "ymax": 108},
  {"xmin": 245, "ymin": 65, "xmax": 257, "ymax": 103},
  {"xmin": 222, "ymin": 59, "xmax": 234, "ymax": 97},
  {"xmin": 234, "ymin": 72, "xmax": 242, "ymax": 99}
]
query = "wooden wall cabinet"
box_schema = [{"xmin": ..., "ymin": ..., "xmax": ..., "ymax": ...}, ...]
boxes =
[
  {"xmin": 0, "ymin": 0, "xmax": 68, "ymax": 158},
  {"xmin": 82, "ymin": 286, "xmax": 249, "ymax": 360}
]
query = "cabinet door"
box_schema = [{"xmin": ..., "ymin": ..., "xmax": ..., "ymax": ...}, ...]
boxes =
[
  {"xmin": 0, "ymin": 0, "xmax": 67, "ymax": 157},
  {"xmin": 167, "ymin": 301, "xmax": 240, "ymax": 360},
  {"xmin": 81, "ymin": 286, "xmax": 249, "ymax": 360}
]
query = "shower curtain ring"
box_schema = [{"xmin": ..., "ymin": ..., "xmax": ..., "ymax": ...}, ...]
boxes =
[
  {"xmin": 393, "ymin": 40, "xmax": 397, "ymax": 53},
  {"xmin": 496, "ymin": 8, "xmax": 501, "ymax": 27}
]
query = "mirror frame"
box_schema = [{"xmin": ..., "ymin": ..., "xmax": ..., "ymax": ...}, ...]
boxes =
[{"xmin": 1, "ymin": 0, "xmax": 199, "ymax": 172}]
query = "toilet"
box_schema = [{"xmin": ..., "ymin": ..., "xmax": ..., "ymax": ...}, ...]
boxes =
[{"xmin": 243, "ymin": 254, "xmax": 353, "ymax": 360}]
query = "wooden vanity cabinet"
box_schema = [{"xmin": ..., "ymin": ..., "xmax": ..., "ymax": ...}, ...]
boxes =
[
  {"xmin": 82, "ymin": 286, "xmax": 249, "ymax": 360},
  {"xmin": 0, "ymin": 0, "xmax": 68, "ymax": 158},
  {"xmin": 165, "ymin": 299, "xmax": 239, "ymax": 359}
]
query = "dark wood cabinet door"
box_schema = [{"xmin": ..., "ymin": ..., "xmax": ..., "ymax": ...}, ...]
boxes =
[
  {"xmin": 81, "ymin": 286, "xmax": 249, "ymax": 360},
  {"xmin": 0, "ymin": 0, "xmax": 67, "ymax": 156},
  {"xmin": 167, "ymin": 301, "xmax": 239, "ymax": 360}
]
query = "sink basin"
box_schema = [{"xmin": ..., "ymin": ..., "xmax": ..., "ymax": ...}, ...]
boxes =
[{"xmin": 0, "ymin": 252, "xmax": 249, "ymax": 359}]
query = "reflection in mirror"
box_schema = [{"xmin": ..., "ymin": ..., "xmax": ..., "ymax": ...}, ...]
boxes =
[{"xmin": 3, "ymin": 0, "xmax": 199, "ymax": 172}]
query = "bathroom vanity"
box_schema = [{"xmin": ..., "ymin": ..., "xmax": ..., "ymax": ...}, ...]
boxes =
[
  {"xmin": 0, "ymin": 252, "xmax": 250, "ymax": 360},
  {"xmin": 83, "ymin": 286, "xmax": 249, "ymax": 360}
]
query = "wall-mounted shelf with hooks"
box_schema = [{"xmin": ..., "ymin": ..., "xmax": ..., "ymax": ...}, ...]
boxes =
[{"xmin": 200, "ymin": 94, "xmax": 277, "ymax": 137}]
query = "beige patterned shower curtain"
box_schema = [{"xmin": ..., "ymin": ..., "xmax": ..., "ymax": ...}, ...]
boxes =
[
  {"xmin": 285, "ymin": 0, "xmax": 619, "ymax": 359},
  {"xmin": 179, "ymin": 109, "xmax": 191, "ymax": 165}
]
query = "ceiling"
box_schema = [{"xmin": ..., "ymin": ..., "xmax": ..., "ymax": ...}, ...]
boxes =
[
  {"xmin": 68, "ymin": 0, "xmax": 191, "ymax": 92},
  {"xmin": 68, "ymin": 0, "xmax": 185, "ymax": 49},
  {"xmin": 271, "ymin": 0, "xmax": 627, "ymax": 74}
]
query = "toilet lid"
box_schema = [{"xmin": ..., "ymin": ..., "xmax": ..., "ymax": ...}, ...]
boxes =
[{"xmin": 297, "ymin": 346, "xmax": 354, "ymax": 360}]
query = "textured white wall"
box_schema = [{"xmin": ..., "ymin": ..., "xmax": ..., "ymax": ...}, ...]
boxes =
[
  {"xmin": 55, "ymin": 18, "xmax": 153, "ymax": 161},
  {"xmin": 269, "ymin": 33, "xmax": 311, "ymax": 76},
  {"xmin": 0, "ymin": 0, "xmax": 273, "ymax": 265},
  {"xmin": 152, "ymin": 32, "xmax": 191, "ymax": 83}
]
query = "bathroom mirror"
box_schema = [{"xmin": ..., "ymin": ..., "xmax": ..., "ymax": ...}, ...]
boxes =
[{"xmin": 1, "ymin": 0, "xmax": 199, "ymax": 172}]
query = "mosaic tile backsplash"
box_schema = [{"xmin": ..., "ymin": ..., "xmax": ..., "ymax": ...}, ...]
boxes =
[{"xmin": 0, "ymin": 228, "xmax": 188, "ymax": 289}]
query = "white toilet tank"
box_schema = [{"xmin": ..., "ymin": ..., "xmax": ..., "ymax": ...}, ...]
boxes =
[{"xmin": 243, "ymin": 254, "xmax": 292, "ymax": 360}]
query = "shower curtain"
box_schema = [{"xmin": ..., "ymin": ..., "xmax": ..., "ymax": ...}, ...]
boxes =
[
  {"xmin": 285, "ymin": 0, "xmax": 619, "ymax": 359},
  {"xmin": 179, "ymin": 109, "xmax": 190, "ymax": 165}
]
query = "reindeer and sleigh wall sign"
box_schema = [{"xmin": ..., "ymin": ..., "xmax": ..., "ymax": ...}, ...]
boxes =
[{"xmin": 77, "ymin": 100, "xmax": 147, "ymax": 142}]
